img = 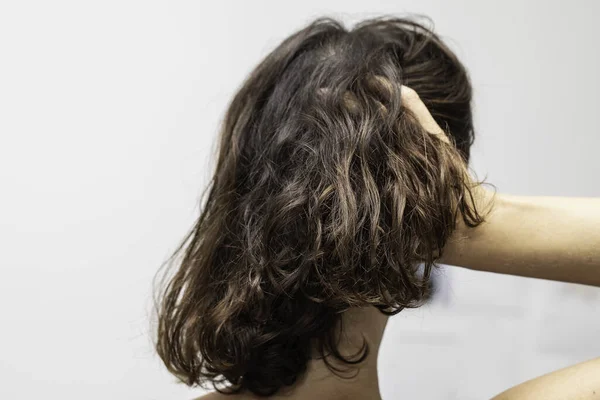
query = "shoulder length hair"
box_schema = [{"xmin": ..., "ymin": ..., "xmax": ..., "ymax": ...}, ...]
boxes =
[{"xmin": 154, "ymin": 15, "xmax": 485, "ymax": 397}]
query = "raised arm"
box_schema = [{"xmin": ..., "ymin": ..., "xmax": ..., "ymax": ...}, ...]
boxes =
[
  {"xmin": 400, "ymin": 84, "xmax": 600, "ymax": 287},
  {"xmin": 441, "ymin": 189, "xmax": 600, "ymax": 287}
]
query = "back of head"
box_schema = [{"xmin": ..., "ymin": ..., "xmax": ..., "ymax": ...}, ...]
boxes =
[{"xmin": 154, "ymin": 15, "xmax": 483, "ymax": 397}]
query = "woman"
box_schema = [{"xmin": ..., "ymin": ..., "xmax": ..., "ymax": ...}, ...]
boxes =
[{"xmin": 153, "ymin": 16, "xmax": 600, "ymax": 399}]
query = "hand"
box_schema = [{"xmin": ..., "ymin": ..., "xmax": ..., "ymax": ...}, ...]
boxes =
[
  {"xmin": 400, "ymin": 85, "xmax": 450, "ymax": 145},
  {"xmin": 400, "ymin": 83, "xmax": 496, "ymax": 221}
]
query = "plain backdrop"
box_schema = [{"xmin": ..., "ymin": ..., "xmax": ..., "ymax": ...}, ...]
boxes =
[{"xmin": 1, "ymin": 1, "xmax": 599, "ymax": 399}]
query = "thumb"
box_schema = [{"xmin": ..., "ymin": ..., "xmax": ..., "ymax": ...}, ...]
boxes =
[{"xmin": 400, "ymin": 85, "xmax": 450, "ymax": 144}]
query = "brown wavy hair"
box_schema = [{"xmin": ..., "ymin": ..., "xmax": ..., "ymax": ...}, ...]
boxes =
[{"xmin": 154, "ymin": 15, "xmax": 485, "ymax": 397}]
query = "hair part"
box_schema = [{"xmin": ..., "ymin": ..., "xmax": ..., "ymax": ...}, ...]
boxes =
[{"xmin": 154, "ymin": 15, "xmax": 485, "ymax": 397}]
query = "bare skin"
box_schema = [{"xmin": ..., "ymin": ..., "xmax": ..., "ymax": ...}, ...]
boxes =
[
  {"xmin": 195, "ymin": 86, "xmax": 600, "ymax": 400},
  {"xmin": 197, "ymin": 306, "xmax": 389, "ymax": 400}
]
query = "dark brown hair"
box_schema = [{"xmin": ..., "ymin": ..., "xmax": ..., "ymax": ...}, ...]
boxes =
[{"xmin": 154, "ymin": 15, "xmax": 484, "ymax": 397}]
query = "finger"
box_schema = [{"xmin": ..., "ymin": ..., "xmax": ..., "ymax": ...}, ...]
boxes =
[{"xmin": 400, "ymin": 85, "xmax": 450, "ymax": 144}]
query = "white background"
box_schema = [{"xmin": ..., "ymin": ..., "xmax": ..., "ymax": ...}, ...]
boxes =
[{"xmin": 1, "ymin": 1, "xmax": 599, "ymax": 399}]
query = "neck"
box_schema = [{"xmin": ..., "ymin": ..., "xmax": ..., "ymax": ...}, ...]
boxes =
[{"xmin": 243, "ymin": 306, "xmax": 389, "ymax": 400}]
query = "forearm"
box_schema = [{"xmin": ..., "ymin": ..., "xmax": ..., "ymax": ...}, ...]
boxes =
[{"xmin": 441, "ymin": 190, "xmax": 600, "ymax": 287}]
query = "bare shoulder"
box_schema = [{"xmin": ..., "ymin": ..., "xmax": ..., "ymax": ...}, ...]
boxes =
[
  {"xmin": 193, "ymin": 391, "xmax": 250, "ymax": 400},
  {"xmin": 490, "ymin": 357, "xmax": 600, "ymax": 400},
  {"xmin": 193, "ymin": 392, "xmax": 229, "ymax": 400}
]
